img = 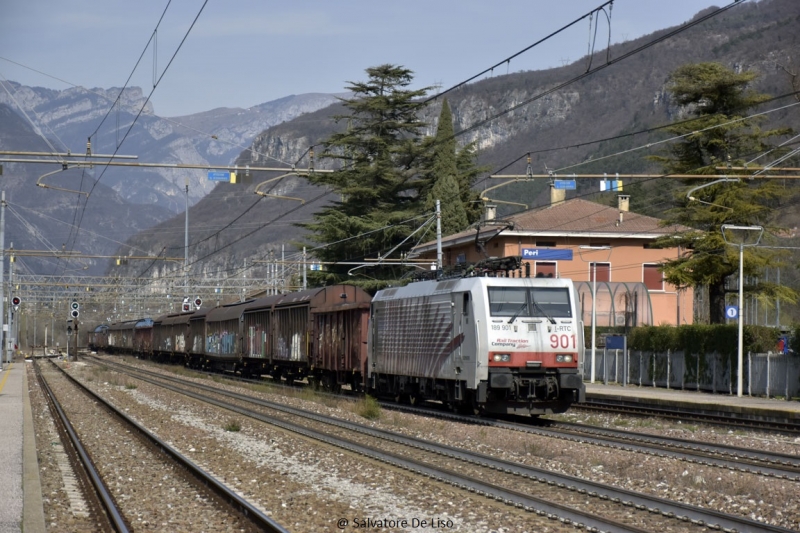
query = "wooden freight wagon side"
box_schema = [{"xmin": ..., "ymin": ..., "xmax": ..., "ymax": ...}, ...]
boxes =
[{"xmin": 310, "ymin": 285, "xmax": 372, "ymax": 392}]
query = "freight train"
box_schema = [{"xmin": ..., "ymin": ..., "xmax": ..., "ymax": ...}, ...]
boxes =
[{"xmin": 88, "ymin": 260, "xmax": 585, "ymax": 415}]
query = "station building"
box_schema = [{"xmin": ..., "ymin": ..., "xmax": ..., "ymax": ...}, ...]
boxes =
[{"xmin": 412, "ymin": 191, "xmax": 693, "ymax": 327}]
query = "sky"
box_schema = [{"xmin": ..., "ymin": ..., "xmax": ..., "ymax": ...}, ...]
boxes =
[{"xmin": 1, "ymin": 0, "xmax": 731, "ymax": 118}]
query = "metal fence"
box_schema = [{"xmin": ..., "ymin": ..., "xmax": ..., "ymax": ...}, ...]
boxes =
[{"xmin": 582, "ymin": 349, "xmax": 800, "ymax": 399}]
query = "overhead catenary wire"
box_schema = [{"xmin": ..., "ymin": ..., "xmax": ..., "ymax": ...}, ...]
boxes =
[
  {"xmin": 0, "ymin": 75, "xmax": 69, "ymax": 160},
  {"xmin": 490, "ymin": 89, "xmax": 800, "ymax": 176},
  {"xmin": 53, "ymin": 0, "xmax": 210, "ymax": 280},
  {"xmin": 425, "ymin": 1, "xmax": 613, "ymax": 104},
  {"xmin": 14, "ymin": 0, "xmax": 768, "ymax": 300},
  {"xmin": 447, "ymin": 0, "xmax": 745, "ymax": 145},
  {"xmin": 89, "ymin": 0, "xmax": 174, "ymax": 141},
  {"xmin": 0, "ymin": 55, "xmax": 303, "ymax": 167},
  {"xmin": 108, "ymin": 0, "xmax": 749, "ymax": 276}
]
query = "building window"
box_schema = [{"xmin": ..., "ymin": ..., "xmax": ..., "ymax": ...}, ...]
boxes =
[
  {"xmin": 535, "ymin": 262, "xmax": 557, "ymax": 278},
  {"xmin": 589, "ymin": 262, "xmax": 610, "ymax": 282},
  {"xmin": 643, "ymin": 263, "xmax": 664, "ymax": 291},
  {"xmin": 536, "ymin": 241, "xmax": 557, "ymax": 247}
]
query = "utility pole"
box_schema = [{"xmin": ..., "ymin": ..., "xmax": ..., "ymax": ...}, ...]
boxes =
[
  {"xmin": 6, "ymin": 242, "xmax": 13, "ymax": 365},
  {"xmin": 302, "ymin": 247, "xmax": 307, "ymax": 290},
  {"xmin": 435, "ymin": 200, "xmax": 442, "ymax": 279},
  {"xmin": 184, "ymin": 178, "xmax": 189, "ymax": 303},
  {"xmin": 0, "ymin": 191, "xmax": 5, "ymax": 369}
]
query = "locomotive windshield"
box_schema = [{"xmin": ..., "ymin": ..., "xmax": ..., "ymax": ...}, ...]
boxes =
[{"xmin": 488, "ymin": 286, "xmax": 572, "ymax": 318}]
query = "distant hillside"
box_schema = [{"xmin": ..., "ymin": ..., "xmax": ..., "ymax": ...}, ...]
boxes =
[
  {"xmin": 113, "ymin": 0, "xmax": 800, "ymax": 285},
  {"xmin": 0, "ymin": 84, "xmax": 341, "ymax": 211},
  {"xmin": 0, "ymin": 104, "xmax": 174, "ymax": 276},
  {"xmin": 0, "ymin": 82, "xmax": 344, "ymax": 275}
]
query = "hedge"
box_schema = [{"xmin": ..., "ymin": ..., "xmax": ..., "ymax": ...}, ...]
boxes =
[{"xmin": 587, "ymin": 324, "xmax": 786, "ymax": 356}]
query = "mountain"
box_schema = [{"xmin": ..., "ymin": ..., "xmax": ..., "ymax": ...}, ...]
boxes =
[
  {"xmin": 0, "ymin": 85, "xmax": 342, "ymax": 210},
  {"xmin": 113, "ymin": 0, "xmax": 800, "ymax": 285},
  {"xmin": 4, "ymin": 0, "xmax": 799, "ymax": 286},
  {"xmin": 0, "ymin": 104, "xmax": 174, "ymax": 276},
  {"xmin": 0, "ymin": 87, "xmax": 342, "ymax": 275}
]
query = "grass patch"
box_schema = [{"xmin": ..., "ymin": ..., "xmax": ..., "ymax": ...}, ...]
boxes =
[
  {"xmin": 298, "ymin": 387, "xmax": 321, "ymax": 403},
  {"xmin": 356, "ymin": 395, "xmax": 381, "ymax": 420},
  {"xmin": 245, "ymin": 381, "xmax": 276, "ymax": 395},
  {"xmin": 224, "ymin": 419, "xmax": 241, "ymax": 432},
  {"xmin": 125, "ymin": 382, "xmax": 138, "ymax": 390}
]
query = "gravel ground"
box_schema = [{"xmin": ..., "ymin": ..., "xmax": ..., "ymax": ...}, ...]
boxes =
[
  {"xmin": 32, "ymin": 363, "xmax": 261, "ymax": 533},
  {"xmin": 54, "ymin": 359, "xmax": 577, "ymax": 533},
  {"xmin": 46, "ymin": 357, "xmax": 800, "ymax": 531}
]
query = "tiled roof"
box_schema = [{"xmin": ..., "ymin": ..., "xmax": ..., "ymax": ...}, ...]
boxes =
[
  {"xmin": 507, "ymin": 198, "xmax": 675, "ymax": 234},
  {"xmin": 416, "ymin": 198, "xmax": 687, "ymax": 251}
]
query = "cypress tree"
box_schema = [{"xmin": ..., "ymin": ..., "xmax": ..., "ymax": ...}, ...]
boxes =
[{"xmin": 425, "ymin": 99, "xmax": 469, "ymax": 235}]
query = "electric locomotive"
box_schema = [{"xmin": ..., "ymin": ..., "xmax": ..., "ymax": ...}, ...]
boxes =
[{"xmin": 368, "ymin": 275, "xmax": 585, "ymax": 415}]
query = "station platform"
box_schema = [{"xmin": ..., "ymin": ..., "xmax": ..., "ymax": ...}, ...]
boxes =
[
  {"xmin": 0, "ymin": 360, "xmax": 45, "ymax": 533},
  {"xmin": 584, "ymin": 382, "xmax": 800, "ymax": 422}
]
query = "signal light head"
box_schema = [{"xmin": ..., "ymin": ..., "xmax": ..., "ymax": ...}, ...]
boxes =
[{"xmin": 11, "ymin": 297, "xmax": 20, "ymax": 306}]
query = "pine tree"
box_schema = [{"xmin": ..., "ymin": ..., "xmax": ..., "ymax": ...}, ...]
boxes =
[
  {"xmin": 299, "ymin": 65, "xmax": 433, "ymax": 290},
  {"xmin": 650, "ymin": 62, "xmax": 796, "ymax": 323}
]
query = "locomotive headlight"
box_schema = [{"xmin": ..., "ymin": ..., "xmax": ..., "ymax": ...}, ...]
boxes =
[
  {"xmin": 556, "ymin": 354, "xmax": 573, "ymax": 363},
  {"xmin": 493, "ymin": 354, "xmax": 511, "ymax": 362}
]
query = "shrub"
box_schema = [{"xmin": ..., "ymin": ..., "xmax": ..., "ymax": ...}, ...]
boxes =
[{"xmin": 356, "ymin": 395, "xmax": 381, "ymax": 420}]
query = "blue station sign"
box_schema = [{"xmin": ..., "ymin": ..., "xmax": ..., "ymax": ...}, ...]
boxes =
[
  {"xmin": 553, "ymin": 179, "xmax": 576, "ymax": 190},
  {"xmin": 521, "ymin": 249, "xmax": 573, "ymax": 260},
  {"xmin": 208, "ymin": 170, "xmax": 231, "ymax": 181}
]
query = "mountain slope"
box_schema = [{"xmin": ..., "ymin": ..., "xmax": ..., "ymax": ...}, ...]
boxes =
[
  {"xmin": 0, "ymin": 84, "xmax": 341, "ymax": 211},
  {"xmin": 112, "ymin": 0, "xmax": 800, "ymax": 285}
]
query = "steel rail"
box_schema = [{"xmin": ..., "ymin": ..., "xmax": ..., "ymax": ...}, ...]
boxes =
[
  {"xmin": 97, "ymin": 357, "xmax": 796, "ymax": 533},
  {"xmin": 47, "ymin": 360, "xmax": 290, "ymax": 533},
  {"xmin": 103, "ymin": 363, "xmax": 646, "ymax": 533},
  {"xmin": 34, "ymin": 361, "xmax": 130, "ymax": 532},
  {"xmin": 576, "ymin": 399, "xmax": 800, "ymax": 434},
  {"xmin": 547, "ymin": 420, "xmax": 800, "ymax": 474}
]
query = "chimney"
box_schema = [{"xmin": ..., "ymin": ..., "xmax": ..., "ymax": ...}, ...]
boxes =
[
  {"xmin": 550, "ymin": 183, "xmax": 566, "ymax": 206},
  {"xmin": 483, "ymin": 203, "xmax": 497, "ymax": 222},
  {"xmin": 618, "ymin": 194, "xmax": 630, "ymax": 212}
]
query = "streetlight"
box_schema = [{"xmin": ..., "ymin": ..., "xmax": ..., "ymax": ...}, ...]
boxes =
[
  {"xmin": 721, "ymin": 224, "xmax": 763, "ymax": 397},
  {"xmin": 579, "ymin": 245, "xmax": 612, "ymax": 384}
]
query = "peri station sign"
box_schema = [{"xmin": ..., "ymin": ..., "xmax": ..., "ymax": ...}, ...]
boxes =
[{"xmin": 521, "ymin": 249, "xmax": 573, "ymax": 261}]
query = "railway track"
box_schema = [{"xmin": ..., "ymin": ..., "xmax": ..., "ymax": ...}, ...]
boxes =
[
  {"xmin": 378, "ymin": 402, "xmax": 800, "ymax": 481},
  {"xmin": 34, "ymin": 361, "xmax": 129, "ymax": 532},
  {"xmin": 576, "ymin": 398, "xmax": 800, "ymax": 434},
  {"xmin": 87, "ymin": 356, "xmax": 796, "ymax": 533},
  {"xmin": 35, "ymin": 359, "xmax": 289, "ymax": 533}
]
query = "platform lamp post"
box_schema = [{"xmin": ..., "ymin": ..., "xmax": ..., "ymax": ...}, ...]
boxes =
[
  {"xmin": 579, "ymin": 245, "xmax": 612, "ymax": 384},
  {"xmin": 721, "ymin": 224, "xmax": 763, "ymax": 397}
]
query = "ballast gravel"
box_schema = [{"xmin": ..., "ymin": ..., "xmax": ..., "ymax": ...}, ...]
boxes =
[{"xmin": 34, "ymin": 357, "xmax": 800, "ymax": 531}]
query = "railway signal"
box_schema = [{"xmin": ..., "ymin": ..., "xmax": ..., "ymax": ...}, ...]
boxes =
[
  {"xmin": 194, "ymin": 297, "xmax": 202, "ymax": 310},
  {"xmin": 11, "ymin": 296, "xmax": 20, "ymax": 309}
]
